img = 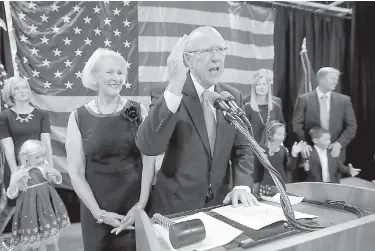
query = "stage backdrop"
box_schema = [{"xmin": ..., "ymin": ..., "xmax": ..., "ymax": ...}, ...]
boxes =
[{"xmin": 3, "ymin": 1, "xmax": 275, "ymax": 189}]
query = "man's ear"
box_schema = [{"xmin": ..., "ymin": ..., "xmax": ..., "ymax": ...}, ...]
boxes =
[{"xmin": 184, "ymin": 53, "xmax": 193, "ymax": 68}]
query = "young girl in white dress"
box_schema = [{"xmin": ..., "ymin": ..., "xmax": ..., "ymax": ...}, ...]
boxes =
[{"xmin": 6, "ymin": 140, "xmax": 70, "ymax": 250}]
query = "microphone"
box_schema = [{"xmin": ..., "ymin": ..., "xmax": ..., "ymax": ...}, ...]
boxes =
[
  {"xmin": 204, "ymin": 91, "xmax": 241, "ymax": 123},
  {"xmin": 220, "ymin": 91, "xmax": 254, "ymax": 135}
]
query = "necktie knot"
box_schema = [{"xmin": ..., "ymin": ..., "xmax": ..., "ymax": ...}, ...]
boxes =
[
  {"xmin": 202, "ymin": 89, "xmax": 211, "ymax": 102},
  {"xmin": 321, "ymin": 94, "xmax": 328, "ymax": 100}
]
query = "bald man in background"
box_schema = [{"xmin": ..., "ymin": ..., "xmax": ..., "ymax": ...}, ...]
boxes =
[{"xmin": 136, "ymin": 26, "xmax": 258, "ymax": 215}]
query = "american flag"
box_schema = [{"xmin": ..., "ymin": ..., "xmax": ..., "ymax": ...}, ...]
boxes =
[{"xmin": 6, "ymin": 1, "xmax": 274, "ymax": 189}]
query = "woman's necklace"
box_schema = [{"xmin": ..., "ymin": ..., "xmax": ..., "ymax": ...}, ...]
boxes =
[
  {"xmin": 14, "ymin": 107, "xmax": 34, "ymax": 123},
  {"xmin": 258, "ymin": 109, "xmax": 270, "ymax": 125},
  {"xmin": 95, "ymin": 96, "xmax": 121, "ymax": 115}
]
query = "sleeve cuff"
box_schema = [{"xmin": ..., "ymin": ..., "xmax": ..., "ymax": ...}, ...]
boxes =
[
  {"xmin": 233, "ymin": 186, "xmax": 251, "ymax": 194},
  {"xmin": 6, "ymin": 187, "xmax": 19, "ymax": 199},
  {"xmin": 52, "ymin": 174, "xmax": 63, "ymax": 184},
  {"xmin": 164, "ymin": 90, "xmax": 183, "ymax": 113}
]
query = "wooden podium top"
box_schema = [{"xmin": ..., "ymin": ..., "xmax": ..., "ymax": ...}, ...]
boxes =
[{"xmin": 135, "ymin": 182, "xmax": 375, "ymax": 251}]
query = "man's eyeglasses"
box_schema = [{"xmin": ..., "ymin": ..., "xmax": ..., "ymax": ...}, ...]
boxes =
[{"xmin": 185, "ymin": 46, "xmax": 228, "ymax": 57}]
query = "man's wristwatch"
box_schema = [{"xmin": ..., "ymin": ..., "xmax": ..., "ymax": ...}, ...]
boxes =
[{"xmin": 96, "ymin": 210, "xmax": 107, "ymax": 224}]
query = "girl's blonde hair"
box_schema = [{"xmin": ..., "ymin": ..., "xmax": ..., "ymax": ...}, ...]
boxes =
[
  {"xmin": 260, "ymin": 120, "xmax": 285, "ymax": 146},
  {"xmin": 249, "ymin": 69, "xmax": 274, "ymax": 112},
  {"xmin": 19, "ymin": 140, "xmax": 47, "ymax": 166}
]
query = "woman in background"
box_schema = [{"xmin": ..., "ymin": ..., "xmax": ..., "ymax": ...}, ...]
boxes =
[{"xmin": 244, "ymin": 69, "xmax": 285, "ymax": 143}]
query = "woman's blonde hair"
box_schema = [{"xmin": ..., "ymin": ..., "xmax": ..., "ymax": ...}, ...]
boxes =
[
  {"xmin": 81, "ymin": 48, "xmax": 128, "ymax": 91},
  {"xmin": 2, "ymin": 76, "xmax": 32, "ymax": 106},
  {"xmin": 249, "ymin": 69, "xmax": 274, "ymax": 112},
  {"xmin": 19, "ymin": 140, "xmax": 47, "ymax": 166}
]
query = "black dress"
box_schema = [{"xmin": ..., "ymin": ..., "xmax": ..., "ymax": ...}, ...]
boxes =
[
  {"xmin": 75, "ymin": 101, "xmax": 142, "ymax": 251},
  {"xmin": 244, "ymin": 97, "xmax": 285, "ymax": 143},
  {"xmin": 0, "ymin": 108, "xmax": 51, "ymax": 207}
]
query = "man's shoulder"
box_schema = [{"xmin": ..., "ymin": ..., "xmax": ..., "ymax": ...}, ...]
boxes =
[
  {"xmin": 332, "ymin": 91, "xmax": 351, "ymax": 101},
  {"xmin": 298, "ymin": 90, "xmax": 315, "ymax": 100}
]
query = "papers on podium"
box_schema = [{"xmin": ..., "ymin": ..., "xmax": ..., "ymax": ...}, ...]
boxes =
[
  {"xmin": 153, "ymin": 212, "xmax": 242, "ymax": 251},
  {"xmin": 261, "ymin": 193, "xmax": 304, "ymax": 205},
  {"xmin": 212, "ymin": 203, "xmax": 318, "ymax": 230}
]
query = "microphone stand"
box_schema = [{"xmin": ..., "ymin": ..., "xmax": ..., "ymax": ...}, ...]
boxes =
[{"xmin": 222, "ymin": 111, "xmax": 325, "ymax": 231}]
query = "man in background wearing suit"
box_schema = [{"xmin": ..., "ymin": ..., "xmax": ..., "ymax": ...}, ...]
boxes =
[
  {"xmin": 136, "ymin": 26, "xmax": 259, "ymax": 215},
  {"xmin": 292, "ymin": 67, "xmax": 357, "ymax": 163}
]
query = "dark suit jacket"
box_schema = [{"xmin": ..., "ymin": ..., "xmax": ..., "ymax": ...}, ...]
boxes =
[
  {"xmin": 292, "ymin": 90, "xmax": 357, "ymax": 159},
  {"xmin": 304, "ymin": 147, "xmax": 350, "ymax": 183},
  {"xmin": 136, "ymin": 73, "xmax": 254, "ymax": 215}
]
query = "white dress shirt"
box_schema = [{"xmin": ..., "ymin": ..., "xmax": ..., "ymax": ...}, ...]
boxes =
[
  {"xmin": 314, "ymin": 145, "xmax": 330, "ymax": 182},
  {"xmin": 316, "ymin": 87, "xmax": 331, "ymax": 113}
]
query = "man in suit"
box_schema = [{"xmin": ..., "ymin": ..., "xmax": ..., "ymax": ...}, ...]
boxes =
[
  {"xmin": 136, "ymin": 26, "xmax": 258, "ymax": 215},
  {"xmin": 303, "ymin": 127, "xmax": 360, "ymax": 183},
  {"xmin": 292, "ymin": 67, "xmax": 357, "ymax": 161}
]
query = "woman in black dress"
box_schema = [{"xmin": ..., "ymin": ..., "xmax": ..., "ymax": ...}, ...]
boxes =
[
  {"xmin": 0, "ymin": 76, "xmax": 54, "ymax": 233},
  {"xmin": 66, "ymin": 48, "xmax": 155, "ymax": 251},
  {"xmin": 244, "ymin": 69, "xmax": 285, "ymax": 143}
]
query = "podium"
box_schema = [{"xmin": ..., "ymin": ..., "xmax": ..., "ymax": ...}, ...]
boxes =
[{"xmin": 135, "ymin": 182, "xmax": 375, "ymax": 251}]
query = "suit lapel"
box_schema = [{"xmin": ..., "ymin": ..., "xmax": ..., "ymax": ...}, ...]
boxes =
[
  {"xmin": 310, "ymin": 148, "xmax": 323, "ymax": 181},
  {"xmin": 310, "ymin": 90, "xmax": 320, "ymax": 121},
  {"xmin": 329, "ymin": 92, "xmax": 338, "ymax": 131},
  {"xmin": 212, "ymin": 84, "xmax": 233, "ymax": 161},
  {"xmin": 182, "ymin": 73, "xmax": 211, "ymax": 157}
]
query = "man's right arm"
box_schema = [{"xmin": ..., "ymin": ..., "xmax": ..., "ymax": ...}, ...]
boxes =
[{"xmin": 292, "ymin": 95, "xmax": 306, "ymax": 141}]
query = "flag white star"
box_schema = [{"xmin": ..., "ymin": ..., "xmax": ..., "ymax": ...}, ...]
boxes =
[
  {"xmin": 54, "ymin": 70, "xmax": 62, "ymax": 79},
  {"xmin": 94, "ymin": 27, "xmax": 102, "ymax": 35},
  {"xmin": 32, "ymin": 69, "xmax": 40, "ymax": 77},
  {"xmin": 4, "ymin": 104, "xmax": 9, "ymax": 108},
  {"xmin": 125, "ymin": 60, "xmax": 131, "ymax": 69},
  {"xmin": 113, "ymin": 29, "xmax": 121, "ymax": 37},
  {"xmin": 124, "ymin": 82, "xmax": 131, "ymax": 88},
  {"xmin": 123, "ymin": 20, "xmax": 130, "ymax": 27},
  {"xmin": 1, "ymin": 71, "xmax": 7, "ymax": 77},
  {"xmin": 123, "ymin": 40, "xmax": 130, "ymax": 47},
  {"xmin": 115, "ymin": 50, "xmax": 122, "ymax": 55},
  {"xmin": 104, "ymin": 18, "xmax": 112, "ymax": 26},
  {"xmin": 40, "ymin": 14, "xmax": 49, "ymax": 22},
  {"xmin": 52, "ymin": 48, "xmax": 62, "ymax": 56},
  {"xmin": 23, "ymin": 76, "xmax": 30, "ymax": 81},
  {"xmin": 104, "ymin": 1, "xmax": 110, "ymax": 3},
  {"xmin": 23, "ymin": 57, "xmax": 28, "ymax": 63},
  {"xmin": 41, "ymin": 59, "xmax": 51, "ymax": 67},
  {"xmin": 29, "ymin": 24, "xmax": 37, "ymax": 33},
  {"xmin": 63, "ymin": 37, "xmax": 72, "ymax": 45},
  {"xmin": 30, "ymin": 47, "xmax": 39, "ymax": 56},
  {"xmin": 83, "ymin": 16, "xmax": 91, "ymax": 24},
  {"xmin": 113, "ymin": 8, "xmax": 121, "ymax": 15},
  {"xmin": 43, "ymin": 81, "xmax": 51, "ymax": 88},
  {"xmin": 123, "ymin": 1, "xmax": 130, "ymax": 6},
  {"xmin": 19, "ymin": 12, "xmax": 26, "ymax": 20},
  {"xmin": 65, "ymin": 81, "xmax": 73, "ymax": 89},
  {"xmin": 74, "ymin": 49, "xmax": 83, "ymax": 56},
  {"xmin": 73, "ymin": 27, "xmax": 82, "ymax": 34},
  {"xmin": 93, "ymin": 6, "xmax": 101, "ymax": 13},
  {"xmin": 20, "ymin": 35, "xmax": 28, "ymax": 43},
  {"xmin": 28, "ymin": 1, "xmax": 37, "ymax": 9},
  {"xmin": 75, "ymin": 71, "xmax": 82, "ymax": 78},
  {"xmin": 40, "ymin": 35, "xmax": 49, "ymax": 44},
  {"xmin": 62, "ymin": 15, "xmax": 71, "ymax": 23},
  {"xmin": 104, "ymin": 38, "xmax": 112, "ymax": 47},
  {"xmin": 51, "ymin": 3, "xmax": 59, "ymax": 12},
  {"xmin": 73, "ymin": 5, "xmax": 81, "ymax": 12},
  {"xmin": 64, "ymin": 59, "xmax": 73, "ymax": 67},
  {"xmin": 52, "ymin": 26, "xmax": 60, "ymax": 34},
  {"xmin": 84, "ymin": 37, "xmax": 92, "ymax": 45}
]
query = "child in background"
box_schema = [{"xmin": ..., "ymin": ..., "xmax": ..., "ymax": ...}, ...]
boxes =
[
  {"xmin": 6, "ymin": 140, "xmax": 70, "ymax": 250},
  {"xmin": 252, "ymin": 120, "xmax": 305, "ymax": 196},
  {"xmin": 302, "ymin": 127, "xmax": 360, "ymax": 182}
]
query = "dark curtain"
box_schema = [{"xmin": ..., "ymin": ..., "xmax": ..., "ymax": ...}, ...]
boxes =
[
  {"xmin": 0, "ymin": 2, "xmax": 13, "ymax": 79},
  {"xmin": 273, "ymin": 7, "xmax": 352, "ymax": 154},
  {"xmin": 347, "ymin": 2, "xmax": 375, "ymax": 181}
]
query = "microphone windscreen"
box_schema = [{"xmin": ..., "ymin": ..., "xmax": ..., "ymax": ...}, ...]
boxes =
[
  {"xmin": 220, "ymin": 91, "xmax": 233, "ymax": 100},
  {"xmin": 204, "ymin": 91, "xmax": 222, "ymax": 105}
]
